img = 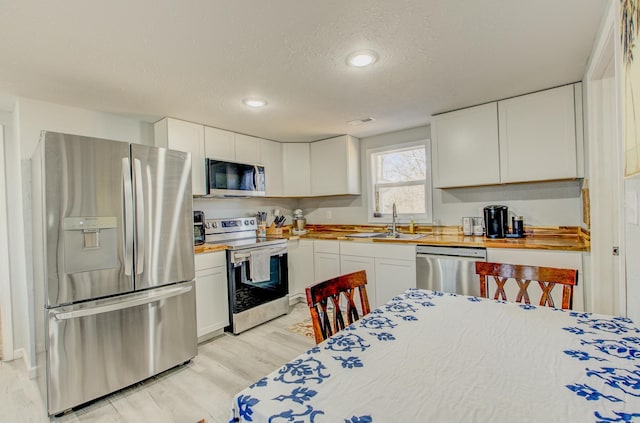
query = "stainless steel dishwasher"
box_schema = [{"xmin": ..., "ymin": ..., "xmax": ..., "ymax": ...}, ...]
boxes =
[{"xmin": 416, "ymin": 245, "xmax": 487, "ymax": 296}]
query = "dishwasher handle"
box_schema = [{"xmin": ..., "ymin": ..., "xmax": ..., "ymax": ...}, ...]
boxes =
[{"xmin": 416, "ymin": 245, "xmax": 487, "ymax": 259}]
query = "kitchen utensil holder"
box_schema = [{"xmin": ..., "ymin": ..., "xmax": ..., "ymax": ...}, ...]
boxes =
[{"xmin": 266, "ymin": 223, "xmax": 283, "ymax": 236}]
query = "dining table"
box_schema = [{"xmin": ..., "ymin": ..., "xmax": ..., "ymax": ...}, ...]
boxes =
[{"xmin": 229, "ymin": 289, "xmax": 640, "ymax": 422}]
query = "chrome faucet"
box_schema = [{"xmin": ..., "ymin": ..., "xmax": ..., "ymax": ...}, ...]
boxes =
[{"xmin": 387, "ymin": 202, "xmax": 398, "ymax": 238}]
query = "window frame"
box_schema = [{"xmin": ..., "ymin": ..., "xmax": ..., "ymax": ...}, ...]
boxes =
[{"xmin": 366, "ymin": 139, "xmax": 433, "ymax": 224}]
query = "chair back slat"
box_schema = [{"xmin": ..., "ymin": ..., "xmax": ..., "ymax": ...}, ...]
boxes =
[
  {"xmin": 475, "ymin": 262, "xmax": 578, "ymax": 310},
  {"xmin": 306, "ymin": 270, "xmax": 370, "ymax": 344}
]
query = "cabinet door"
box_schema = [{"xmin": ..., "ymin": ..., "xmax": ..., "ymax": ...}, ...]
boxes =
[
  {"xmin": 288, "ymin": 240, "xmax": 315, "ymax": 302},
  {"xmin": 375, "ymin": 258, "xmax": 416, "ymax": 307},
  {"xmin": 486, "ymin": 248, "xmax": 584, "ymax": 311},
  {"xmin": 498, "ymin": 85, "xmax": 577, "ymax": 183},
  {"xmin": 340, "ymin": 255, "xmax": 376, "ymax": 312},
  {"xmin": 235, "ymin": 134, "xmax": 262, "ymax": 164},
  {"xmin": 195, "ymin": 265, "xmax": 229, "ymax": 342},
  {"xmin": 204, "ymin": 126, "xmax": 235, "ymax": 162},
  {"xmin": 314, "ymin": 252, "xmax": 341, "ymax": 283},
  {"xmin": 310, "ymin": 135, "xmax": 360, "ymax": 196},
  {"xmin": 431, "ymin": 103, "xmax": 500, "ymax": 188},
  {"xmin": 261, "ymin": 139, "xmax": 283, "ymax": 196},
  {"xmin": 282, "ymin": 143, "xmax": 311, "ymax": 196},
  {"xmin": 155, "ymin": 118, "xmax": 206, "ymax": 196}
]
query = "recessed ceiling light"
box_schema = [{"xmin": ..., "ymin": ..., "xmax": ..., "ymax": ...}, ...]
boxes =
[
  {"xmin": 346, "ymin": 50, "xmax": 378, "ymax": 67},
  {"xmin": 243, "ymin": 98, "xmax": 267, "ymax": 108}
]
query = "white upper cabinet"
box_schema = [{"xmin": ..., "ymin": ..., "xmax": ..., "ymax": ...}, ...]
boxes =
[
  {"xmin": 204, "ymin": 126, "xmax": 235, "ymax": 162},
  {"xmin": 498, "ymin": 84, "xmax": 577, "ymax": 183},
  {"xmin": 310, "ymin": 135, "xmax": 360, "ymax": 196},
  {"xmin": 431, "ymin": 84, "xmax": 582, "ymax": 188},
  {"xmin": 204, "ymin": 127, "xmax": 262, "ymax": 164},
  {"xmin": 431, "ymin": 103, "xmax": 501, "ymax": 188},
  {"xmin": 154, "ymin": 118, "xmax": 207, "ymax": 196},
  {"xmin": 282, "ymin": 143, "xmax": 311, "ymax": 196},
  {"xmin": 234, "ymin": 134, "xmax": 262, "ymax": 164},
  {"xmin": 261, "ymin": 139, "xmax": 283, "ymax": 196}
]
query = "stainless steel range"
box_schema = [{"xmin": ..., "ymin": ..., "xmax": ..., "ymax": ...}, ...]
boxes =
[{"xmin": 205, "ymin": 217, "xmax": 289, "ymax": 334}]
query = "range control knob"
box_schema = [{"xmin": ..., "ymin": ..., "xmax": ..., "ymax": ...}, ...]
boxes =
[
  {"xmin": 249, "ymin": 219, "xmax": 255, "ymax": 225},
  {"xmin": 244, "ymin": 220, "xmax": 250, "ymax": 225}
]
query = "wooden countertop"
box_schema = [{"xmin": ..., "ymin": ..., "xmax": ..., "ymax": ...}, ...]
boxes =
[
  {"xmin": 194, "ymin": 243, "xmax": 228, "ymax": 254},
  {"xmin": 195, "ymin": 224, "xmax": 590, "ymax": 253},
  {"xmin": 297, "ymin": 224, "xmax": 590, "ymax": 252}
]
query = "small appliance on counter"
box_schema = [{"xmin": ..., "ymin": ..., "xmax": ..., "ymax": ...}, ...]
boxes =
[
  {"xmin": 483, "ymin": 205, "xmax": 526, "ymax": 238},
  {"xmin": 483, "ymin": 205, "xmax": 509, "ymax": 238},
  {"xmin": 509, "ymin": 215, "xmax": 526, "ymax": 238},
  {"xmin": 292, "ymin": 209, "xmax": 307, "ymax": 235},
  {"xmin": 194, "ymin": 211, "xmax": 205, "ymax": 245}
]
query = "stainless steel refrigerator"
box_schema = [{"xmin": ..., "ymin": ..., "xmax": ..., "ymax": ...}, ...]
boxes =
[{"xmin": 31, "ymin": 131, "xmax": 197, "ymax": 416}]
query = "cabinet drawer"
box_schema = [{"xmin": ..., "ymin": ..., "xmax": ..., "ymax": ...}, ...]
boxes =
[
  {"xmin": 314, "ymin": 240, "xmax": 340, "ymax": 254},
  {"xmin": 195, "ymin": 251, "xmax": 226, "ymax": 271},
  {"xmin": 339, "ymin": 241, "xmax": 375, "ymax": 257},
  {"xmin": 372, "ymin": 243, "xmax": 416, "ymax": 260}
]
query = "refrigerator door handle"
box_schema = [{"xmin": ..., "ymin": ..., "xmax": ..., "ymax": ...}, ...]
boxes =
[
  {"xmin": 122, "ymin": 157, "xmax": 134, "ymax": 276},
  {"xmin": 51, "ymin": 285, "xmax": 193, "ymax": 320},
  {"xmin": 133, "ymin": 158, "xmax": 145, "ymax": 275}
]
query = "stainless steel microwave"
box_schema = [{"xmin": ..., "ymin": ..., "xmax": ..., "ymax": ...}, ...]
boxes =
[{"xmin": 206, "ymin": 159, "xmax": 266, "ymax": 197}]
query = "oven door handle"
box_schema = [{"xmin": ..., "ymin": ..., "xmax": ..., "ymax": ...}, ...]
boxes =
[{"xmin": 232, "ymin": 248, "xmax": 286, "ymax": 261}]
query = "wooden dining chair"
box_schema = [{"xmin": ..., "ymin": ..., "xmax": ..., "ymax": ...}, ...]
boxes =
[
  {"xmin": 305, "ymin": 270, "xmax": 371, "ymax": 344},
  {"xmin": 475, "ymin": 262, "xmax": 578, "ymax": 310}
]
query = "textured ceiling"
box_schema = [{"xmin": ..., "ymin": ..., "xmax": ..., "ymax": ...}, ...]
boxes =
[{"xmin": 0, "ymin": 0, "xmax": 608, "ymax": 142}]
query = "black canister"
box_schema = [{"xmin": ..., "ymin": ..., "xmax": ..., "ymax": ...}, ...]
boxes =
[
  {"xmin": 483, "ymin": 205, "xmax": 509, "ymax": 238},
  {"xmin": 512, "ymin": 216, "xmax": 525, "ymax": 237}
]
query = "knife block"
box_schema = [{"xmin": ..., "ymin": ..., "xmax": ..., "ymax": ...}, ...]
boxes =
[{"xmin": 266, "ymin": 223, "xmax": 283, "ymax": 236}]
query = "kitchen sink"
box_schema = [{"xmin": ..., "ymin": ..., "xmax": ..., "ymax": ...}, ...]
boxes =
[
  {"xmin": 345, "ymin": 232, "xmax": 427, "ymax": 240},
  {"xmin": 381, "ymin": 233, "xmax": 428, "ymax": 240},
  {"xmin": 345, "ymin": 232, "xmax": 388, "ymax": 238}
]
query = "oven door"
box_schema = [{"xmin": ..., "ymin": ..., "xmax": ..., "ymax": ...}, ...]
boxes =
[{"xmin": 228, "ymin": 244, "xmax": 288, "ymax": 315}]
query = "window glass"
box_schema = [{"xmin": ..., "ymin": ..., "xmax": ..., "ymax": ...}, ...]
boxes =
[{"xmin": 368, "ymin": 140, "xmax": 432, "ymax": 222}]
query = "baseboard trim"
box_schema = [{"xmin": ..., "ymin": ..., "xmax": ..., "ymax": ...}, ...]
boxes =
[{"xmin": 13, "ymin": 348, "xmax": 36, "ymax": 379}]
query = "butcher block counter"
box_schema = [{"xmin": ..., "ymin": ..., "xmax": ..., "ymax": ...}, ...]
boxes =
[
  {"xmin": 296, "ymin": 224, "xmax": 590, "ymax": 252},
  {"xmin": 194, "ymin": 224, "xmax": 589, "ymax": 253}
]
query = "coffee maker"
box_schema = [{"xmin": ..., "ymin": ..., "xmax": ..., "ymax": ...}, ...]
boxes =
[{"xmin": 483, "ymin": 205, "xmax": 509, "ymax": 238}]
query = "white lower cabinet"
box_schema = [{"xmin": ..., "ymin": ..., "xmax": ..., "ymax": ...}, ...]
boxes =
[
  {"xmin": 340, "ymin": 255, "xmax": 376, "ymax": 312},
  {"xmin": 486, "ymin": 248, "xmax": 585, "ymax": 312},
  {"xmin": 339, "ymin": 242, "xmax": 416, "ymax": 308},
  {"xmin": 313, "ymin": 240, "xmax": 341, "ymax": 282},
  {"xmin": 287, "ymin": 239, "xmax": 315, "ymax": 304},
  {"xmin": 375, "ymin": 258, "xmax": 416, "ymax": 306},
  {"xmin": 194, "ymin": 251, "xmax": 229, "ymax": 342}
]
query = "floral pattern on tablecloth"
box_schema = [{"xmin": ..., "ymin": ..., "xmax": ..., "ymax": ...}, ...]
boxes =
[{"xmin": 230, "ymin": 289, "xmax": 640, "ymax": 423}]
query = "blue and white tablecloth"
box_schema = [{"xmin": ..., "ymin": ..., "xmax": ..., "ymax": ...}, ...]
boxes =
[{"xmin": 230, "ymin": 289, "xmax": 640, "ymax": 422}]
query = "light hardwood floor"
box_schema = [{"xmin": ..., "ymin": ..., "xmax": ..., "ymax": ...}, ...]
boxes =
[{"xmin": 0, "ymin": 303, "xmax": 314, "ymax": 423}]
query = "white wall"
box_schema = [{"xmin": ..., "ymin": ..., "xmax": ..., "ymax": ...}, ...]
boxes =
[
  {"xmin": 300, "ymin": 125, "xmax": 583, "ymax": 227},
  {"xmin": 193, "ymin": 197, "xmax": 299, "ymax": 224},
  {"xmin": 6, "ymin": 97, "xmax": 154, "ymax": 370},
  {"xmin": 0, "ymin": 114, "xmax": 14, "ymax": 361}
]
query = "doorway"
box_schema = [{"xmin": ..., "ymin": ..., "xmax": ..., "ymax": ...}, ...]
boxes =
[{"xmin": 585, "ymin": 1, "xmax": 626, "ymax": 315}]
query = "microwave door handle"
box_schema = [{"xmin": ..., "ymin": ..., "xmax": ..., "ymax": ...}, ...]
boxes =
[
  {"xmin": 253, "ymin": 166, "xmax": 258, "ymax": 190},
  {"xmin": 133, "ymin": 158, "xmax": 145, "ymax": 275},
  {"xmin": 122, "ymin": 157, "xmax": 134, "ymax": 276}
]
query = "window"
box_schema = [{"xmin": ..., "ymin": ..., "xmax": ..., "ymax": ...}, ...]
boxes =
[{"xmin": 367, "ymin": 140, "xmax": 432, "ymax": 223}]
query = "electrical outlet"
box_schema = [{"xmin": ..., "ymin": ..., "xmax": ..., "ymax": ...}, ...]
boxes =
[{"xmin": 326, "ymin": 210, "xmax": 332, "ymax": 219}]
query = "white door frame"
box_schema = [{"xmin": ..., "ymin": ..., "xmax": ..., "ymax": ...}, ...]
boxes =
[
  {"xmin": 0, "ymin": 125, "xmax": 14, "ymax": 360},
  {"xmin": 584, "ymin": 0, "xmax": 627, "ymax": 315}
]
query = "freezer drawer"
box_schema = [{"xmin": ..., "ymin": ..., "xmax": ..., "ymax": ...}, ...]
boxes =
[{"xmin": 45, "ymin": 281, "xmax": 197, "ymax": 415}]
